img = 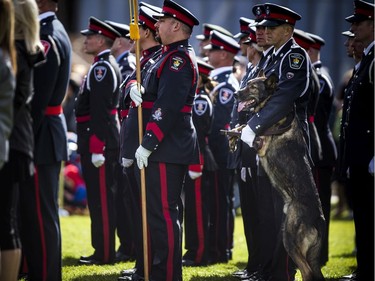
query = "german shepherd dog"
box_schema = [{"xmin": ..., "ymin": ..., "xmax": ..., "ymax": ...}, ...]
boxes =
[{"xmin": 234, "ymin": 71, "xmax": 326, "ymax": 281}]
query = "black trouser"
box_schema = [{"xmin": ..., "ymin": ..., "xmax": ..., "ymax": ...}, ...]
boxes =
[
  {"xmin": 183, "ymin": 169, "xmax": 211, "ymax": 264},
  {"xmin": 116, "ymin": 164, "xmax": 135, "ymax": 257},
  {"xmin": 19, "ymin": 162, "xmax": 62, "ymax": 281},
  {"xmin": 238, "ymin": 166, "xmax": 261, "ymax": 272},
  {"xmin": 136, "ymin": 161, "xmax": 186, "ymax": 281},
  {"xmin": 208, "ymin": 167, "xmax": 231, "ymax": 263},
  {"xmin": 313, "ymin": 165, "xmax": 333, "ymax": 265},
  {"xmin": 125, "ymin": 164, "xmax": 145, "ymax": 275},
  {"xmin": 80, "ymin": 149, "xmax": 118, "ymax": 263},
  {"xmin": 349, "ymin": 165, "xmax": 374, "ymax": 279}
]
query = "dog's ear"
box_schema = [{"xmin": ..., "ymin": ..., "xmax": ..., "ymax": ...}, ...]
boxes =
[{"xmin": 264, "ymin": 73, "xmax": 279, "ymax": 92}]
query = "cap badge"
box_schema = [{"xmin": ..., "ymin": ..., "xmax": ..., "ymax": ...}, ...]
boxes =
[
  {"xmin": 266, "ymin": 6, "xmax": 271, "ymax": 16},
  {"xmin": 256, "ymin": 7, "xmax": 262, "ymax": 16}
]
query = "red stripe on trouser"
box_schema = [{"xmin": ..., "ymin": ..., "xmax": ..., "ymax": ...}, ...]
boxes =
[
  {"xmin": 194, "ymin": 177, "xmax": 205, "ymax": 264},
  {"xmin": 159, "ymin": 163, "xmax": 174, "ymax": 281},
  {"xmin": 99, "ymin": 165, "xmax": 110, "ymax": 262},
  {"xmin": 34, "ymin": 168, "xmax": 47, "ymax": 281}
]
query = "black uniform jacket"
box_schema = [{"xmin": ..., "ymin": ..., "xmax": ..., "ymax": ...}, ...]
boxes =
[
  {"xmin": 252, "ymin": 38, "xmax": 311, "ymax": 138},
  {"xmin": 313, "ymin": 61, "xmax": 337, "ymax": 167},
  {"xmin": 209, "ymin": 67, "xmax": 239, "ymax": 167},
  {"xmin": 339, "ymin": 44, "xmax": 374, "ymax": 171},
  {"xmin": 75, "ymin": 50, "xmax": 122, "ymax": 154},
  {"xmin": 193, "ymin": 87, "xmax": 217, "ymax": 171},
  {"xmin": 141, "ymin": 39, "xmax": 199, "ymax": 165},
  {"xmin": 32, "ymin": 14, "xmax": 71, "ymax": 164},
  {"xmin": 121, "ymin": 45, "xmax": 162, "ymax": 160}
]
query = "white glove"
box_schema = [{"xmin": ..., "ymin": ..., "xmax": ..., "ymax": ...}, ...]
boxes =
[
  {"xmin": 240, "ymin": 125, "xmax": 256, "ymax": 148},
  {"xmin": 369, "ymin": 156, "xmax": 374, "ymax": 176},
  {"xmin": 130, "ymin": 83, "xmax": 145, "ymax": 107},
  {"xmin": 135, "ymin": 145, "xmax": 152, "ymax": 169},
  {"xmin": 188, "ymin": 171, "xmax": 202, "ymax": 180},
  {"xmin": 91, "ymin": 153, "xmax": 105, "ymax": 168},
  {"xmin": 121, "ymin": 157, "xmax": 134, "ymax": 168}
]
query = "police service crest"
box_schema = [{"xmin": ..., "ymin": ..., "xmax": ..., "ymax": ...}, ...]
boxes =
[
  {"xmin": 194, "ymin": 100, "xmax": 208, "ymax": 116},
  {"xmin": 288, "ymin": 53, "xmax": 304, "ymax": 70},
  {"xmin": 219, "ymin": 88, "xmax": 234, "ymax": 104},
  {"xmin": 94, "ymin": 66, "xmax": 107, "ymax": 81},
  {"xmin": 170, "ymin": 56, "xmax": 185, "ymax": 71}
]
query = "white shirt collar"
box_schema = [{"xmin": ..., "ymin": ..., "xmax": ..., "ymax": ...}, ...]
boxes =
[
  {"xmin": 364, "ymin": 41, "xmax": 375, "ymax": 56},
  {"xmin": 210, "ymin": 66, "xmax": 233, "ymax": 78},
  {"xmin": 39, "ymin": 11, "xmax": 55, "ymax": 21}
]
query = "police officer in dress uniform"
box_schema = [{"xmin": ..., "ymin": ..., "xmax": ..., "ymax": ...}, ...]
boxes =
[
  {"xmin": 105, "ymin": 19, "xmax": 137, "ymax": 263},
  {"xmin": 234, "ymin": 17, "xmax": 255, "ymax": 57},
  {"xmin": 75, "ymin": 17, "xmax": 122, "ymax": 265},
  {"xmin": 118, "ymin": 3, "xmax": 163, "ymax": 280},
  {"xmin": 203, "ymin": 30, "xmax": 240, "ymax": 264},
  {"xmin": 182, "ymin": 58, "xmax": 217, "ymax": 267},
  {"xmin": 230, "ymin": 22, "xmax": 254, "ymax": 275},
  {"xmin": 231, "ymin": 22, "xmax": 269, "ymax": 281},
  {"xmin": 235, "ymin": 6, "xmax": 279, "ymax": 281},
  {"xmin": 305, "ymin": 31, "xmax": 337, "ymax": 266},
  {"xmin": 240, "ymin": 4, "xmax": 317, "ymax": 281},
  {"xmin": 195, "ymin": 23, "xmax": 234, "ymax": 59},
  {"xmin": 127, "ymin": 1, "xmax": 200, "ymax": 280},
  {"xmin": 18, "ymin": 0, "xmax": 71, "ymax": 279},
  {"xmin": 293, "ymin": 29, "xmax": 322, "ymax": 168},
  {"xmin": 338, "ymin": 1, "xmax": 374, "ymax": 280}
]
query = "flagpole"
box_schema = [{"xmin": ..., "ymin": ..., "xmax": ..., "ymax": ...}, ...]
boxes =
[{"xmin": 129, "ymin": 0, "xmax": 149, "ymax": 280}]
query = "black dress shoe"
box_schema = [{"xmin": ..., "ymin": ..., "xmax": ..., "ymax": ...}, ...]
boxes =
[
  {"xmin": 232, "ymin": 269, "xmax": 248, "ymax": 278},
  {"xmin": 78, "ymin": 255, "xmax": 114, "ymax": 265},
  {"xmin": 18, "ymin": 273, "xmax": 29, "ymax": 280},
  {"xmin": 121, "ymin": 268, "xmax": 137, "ymax": 277},
  {"xmin": 339, "ymin": 270, "xmax": 360, "ymax": 281},
  {"xmin": 241, "ymin": 271, "xmax": 269, "ymax": 281},
  {"xmin": 182, "ymin": 259, "xmax": 207, "ymax": 267},
  {"xmin": 115, "ymin": 251, "xmax": 135, "ymax": 263},
  {"xmin": 118, "ymin": 273, "xmax": 144, "ymax": 281}
]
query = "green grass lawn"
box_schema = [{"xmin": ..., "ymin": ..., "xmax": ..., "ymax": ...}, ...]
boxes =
[{"xmin": 58, "ymin": 211, "xmax": 356, "ymax": 281}]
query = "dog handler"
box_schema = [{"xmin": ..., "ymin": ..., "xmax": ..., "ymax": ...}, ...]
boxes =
[{"xmin": 240, "ymin": 3, "xmax": 317, "ymax": 281}]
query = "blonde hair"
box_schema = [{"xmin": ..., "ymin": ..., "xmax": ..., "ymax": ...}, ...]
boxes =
[
  {"xmin": 14, "ymin": 0, "xmax": 43, "ymax": 54},
  {"xmin": 0, "ymin": 0, "xmax": 17, "ymax": 73}
]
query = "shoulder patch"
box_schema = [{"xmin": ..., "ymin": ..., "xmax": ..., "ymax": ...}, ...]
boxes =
[
  {"xmin": 288, "ymin": 53, "xmax": 305, "ymax": 70},
  {"xmin": 94, "ymin": 66, "xmax": 107, "ymax": 82},
  {"xmin": 41, "ymin": 40, "xmax": 51, "ymax": 56},
  {"xmin": 169, "ymin": 56, "xmax": 186, "ymax": 72},
  {"xmin": 194, "ymin": 99, "xmax": 209, "ymax": 116},
  {"xmin": 219, "ymin": 88, "xmax": 234, "ymax": 104}
]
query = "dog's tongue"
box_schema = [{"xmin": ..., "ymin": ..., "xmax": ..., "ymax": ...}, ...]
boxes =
[{"xmin": 237, "ymin": 102, "xmax": 246, "ymax": 112}]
